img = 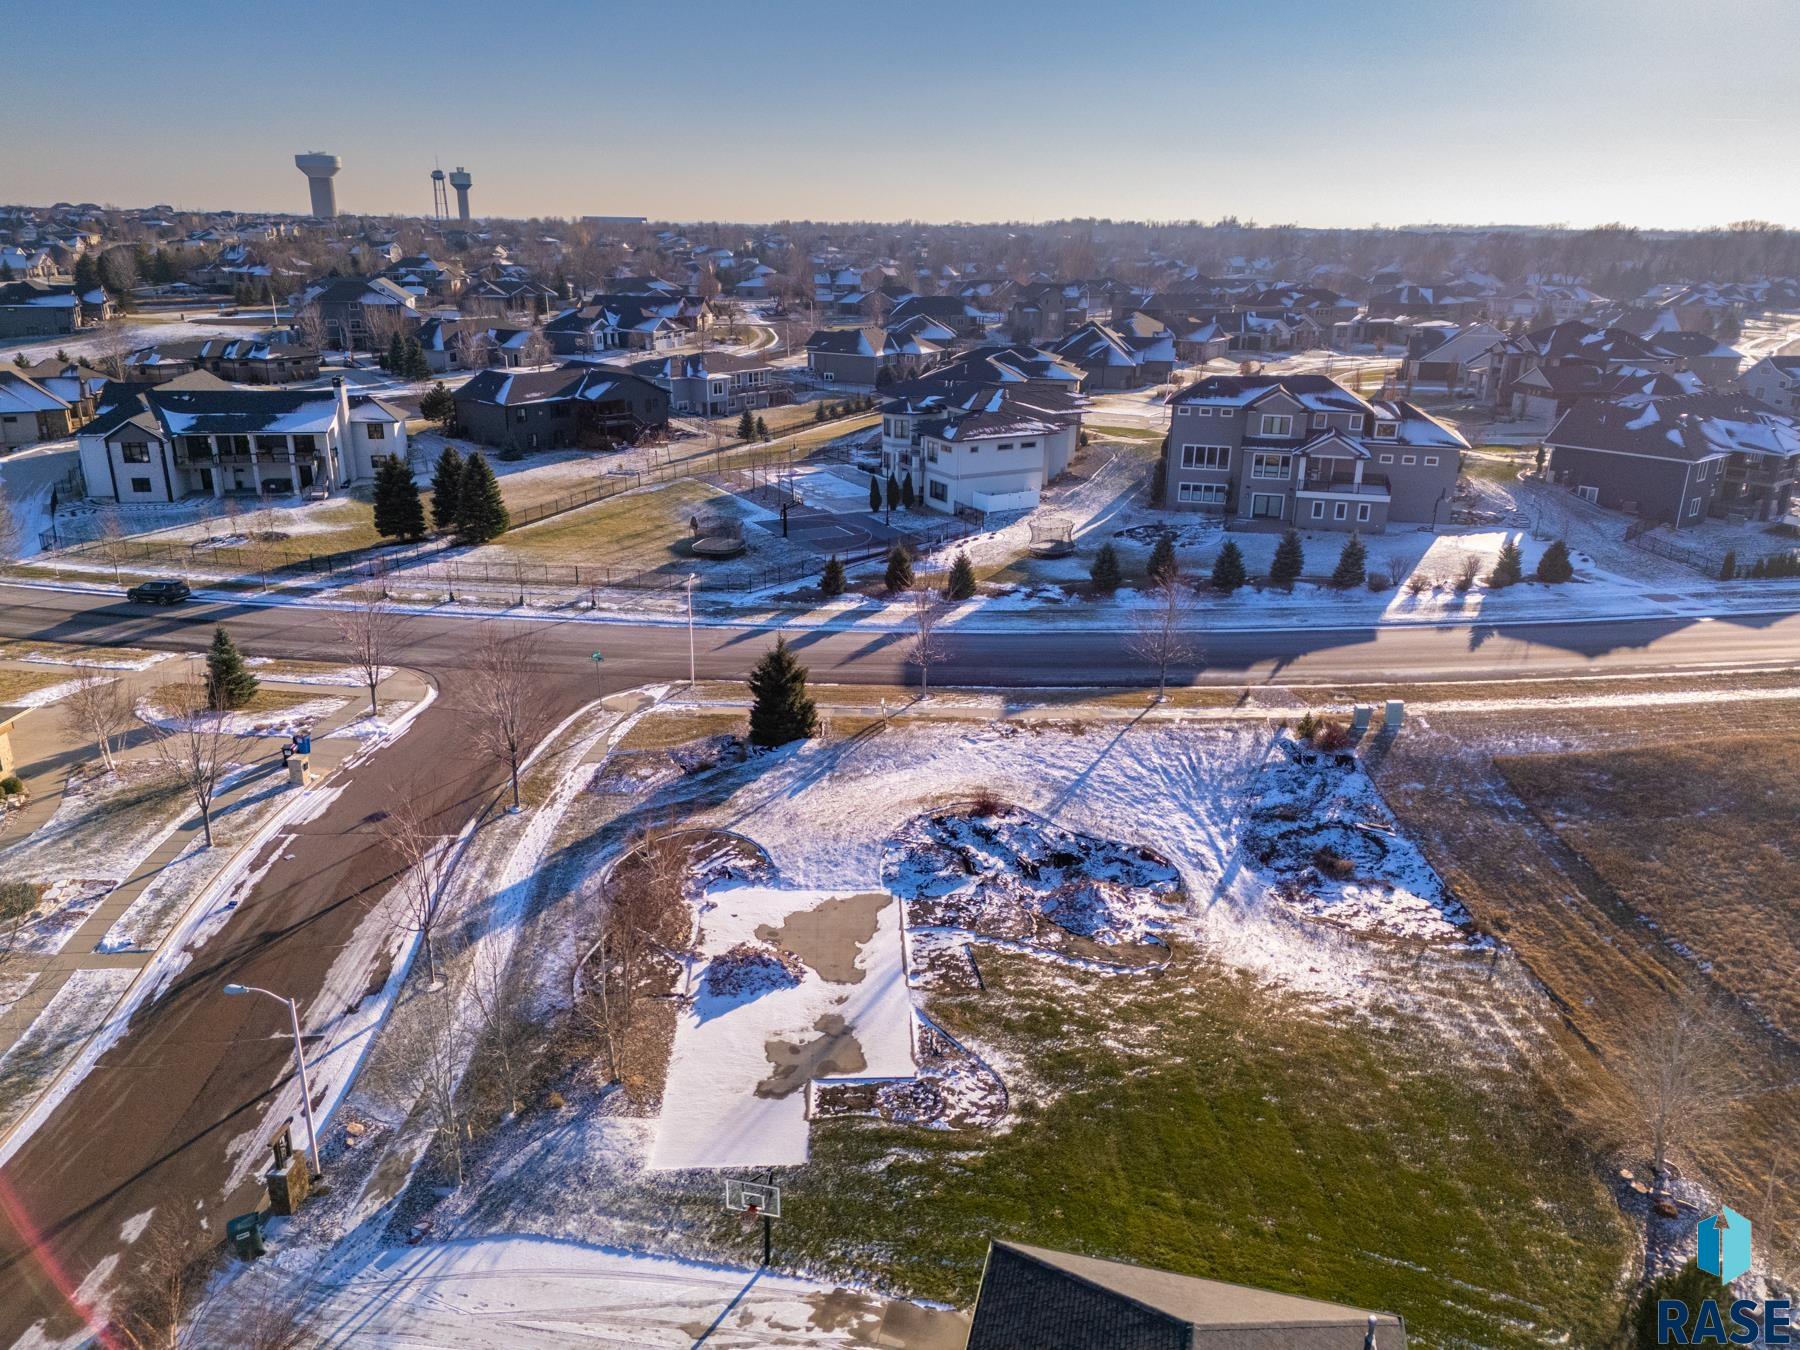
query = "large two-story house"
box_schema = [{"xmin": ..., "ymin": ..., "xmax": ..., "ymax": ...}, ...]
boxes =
[
  {"xmin": 1162, "ymin": 374, "xmax": 1465, "ymax": 532},
  {"xmin": 624, "ymin": 351, "xmax": 780, "ymax": 416},
  {"xmin": 1742, "ymin": 354, "xmax": 1800, "ymax": 416},
  {"xmin": 1545, "ymin": 394, "xmax": 1798, "ymax": 526},
  {"xmin": 77, "ymin": 373, "xmax": 406, "ymax": 503}
]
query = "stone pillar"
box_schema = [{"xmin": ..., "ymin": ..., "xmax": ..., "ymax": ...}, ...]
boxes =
[{"xmin": 210, "ymin": 438, "xmax": 225, "ymax": 497}]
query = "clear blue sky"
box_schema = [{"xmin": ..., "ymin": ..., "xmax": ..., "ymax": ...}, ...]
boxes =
[{"xmin": 9, "ymin": 0, "xmax": 1797, "ymax": 228}]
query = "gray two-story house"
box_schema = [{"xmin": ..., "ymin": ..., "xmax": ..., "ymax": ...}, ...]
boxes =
[{"xmin": 1162, "ymin": 374, "xmax": 1465, "ymax": 532}]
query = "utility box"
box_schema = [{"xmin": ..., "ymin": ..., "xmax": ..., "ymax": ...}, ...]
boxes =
[
  {"xmin": 226, "ymin": 1212, "xmax": 265, "ymax": 1261},
  {"xmin": 1383, "ymin": 700, "xmax": 1405, "ymax": 731},
  {"xmin": 263, "ymin": 1122, "xmax": 310, "ymax": 1216},
  {"xmin": 1351, "ymin": 705, "xmax": 1373, "ymax": 734},
  {"xmin": 286, "ymin": 758, "xmax": 309, "ymax": 788}
]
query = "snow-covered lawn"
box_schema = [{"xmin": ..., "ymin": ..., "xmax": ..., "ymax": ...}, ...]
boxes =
[
  {"xmin": 0, "ymin": 761, "xmax": 189, "ymax": 885},
  {"xmin": 136, "ymin": 693, "xmax": 343, "ymax": 738},
  {"xmin": 650, "ymin": 885, "xmax": 913, "ymax": 1170},
  {"xmin": 0, "ymin": 968, "xmax": 133, "ymax": 1137}
]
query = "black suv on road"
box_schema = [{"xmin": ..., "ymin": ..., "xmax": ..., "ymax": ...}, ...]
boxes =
[{"xmin": 125, "ymin": 578, "xmax": 192, "ymax": 605}]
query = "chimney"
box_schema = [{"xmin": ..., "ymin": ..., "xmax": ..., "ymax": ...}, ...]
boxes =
[{"xmin": 332, "ymin": 374, "xmax": 350, "ymax": 426}]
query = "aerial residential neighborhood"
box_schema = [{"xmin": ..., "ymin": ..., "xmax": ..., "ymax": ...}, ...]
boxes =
[{"xmin": 0, "ymin": 4, "xmax": 1795, "ymax": 1348}]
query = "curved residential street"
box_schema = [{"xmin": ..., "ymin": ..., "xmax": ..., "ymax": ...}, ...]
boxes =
[{"xmin": 0, "ymin": 581, "xmax": 1796, "ymax": 1344}]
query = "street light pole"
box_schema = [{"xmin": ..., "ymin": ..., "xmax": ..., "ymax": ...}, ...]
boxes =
[
  {"xmin": 223, "ymin": 983, "xmax": 321, "ymax": 1178},
  {"xmin": 685, "ymin": 573, "xmax": 699, "ymax": 688}
]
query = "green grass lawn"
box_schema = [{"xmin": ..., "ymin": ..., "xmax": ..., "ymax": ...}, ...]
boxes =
[
  {"xmin": 485, "ymin": 479, "xmax": 733, "ymax": 568},
  {"xmin": 764, "ymin": 950, "xmax": 1633, "ymax": 1347},
  {"xmin": 1085, "ymin": 422, "xmax": 1167, "ymax": 443}
]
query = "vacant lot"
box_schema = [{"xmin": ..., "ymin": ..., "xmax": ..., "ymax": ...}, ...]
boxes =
[
  {"xmin": 479, "ymin": 479, "xmax": 738, "ymax": 570},
  {"xmin": 1496, "ymin": 735, "xmax": 1800, "ymax": 1045}
]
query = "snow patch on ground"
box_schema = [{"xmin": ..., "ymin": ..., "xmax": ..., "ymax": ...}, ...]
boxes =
[{"xmin": 0, "ymin": 968, "xmax": 134, "ymax": 1140}]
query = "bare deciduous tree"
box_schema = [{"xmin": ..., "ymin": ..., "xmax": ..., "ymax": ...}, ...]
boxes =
[
  {"xmin": 465, "ymin": 627, "xmax": 552, "ymax": 812},
  {"xmin": 95, "ymin": 507, "xmax": 130, "ymax": 581},
  {"xmin": 292, "ymin": 302, "xmax": 327, "ymax": 356},
  {"xmin": 140, "ymin": 677, "xmax": 232, "ymax": 848},
  {"xmin": 906, "ymin": 582, "xmax": 947, "ymax": 699},
  {"xmin": 1628, "ymin": 992, "xmax": 1745, "ymax": 1202},
  {"xmin": 0, "ymin": 880, "xmax": 36, "ymax": 986},
  {"xmin": 392, "ymin": 982, "xmax": 470, "ymax": 1187},
  {"xmin": 520, "ymin": 326, "xmax": 552, "ymax": 368},
  {"xmin": 452, "ymin": 321, "xmax": 492, "ymax": 371},
  {"xmin": 0, "ymin": 471, "xmax": 20, "ymax": 562},
  {"xmin": 88, "ymin": 318, "xmax": 136, "ymax": 382},
  {"xmin": 61, "ymin": 665, "xmax": 134, "ymax": 773},
  {"xmin": 469, "ymin": 942, "xmax": 530, "ymax": 1117},
  {"xmin": 1128, "ymin": 575, "xmax": 1200, "ymax": 700},
  {"xmin": 109, "ymin": 1208, "xmax": 206, "ymax": 1350},
  {"xmin": 377, "ymin": 788, "xmax": 453, "ymax": 991},
  {"xmin": 330, "ymin": 589, "xmax": 401, "ymax": 718},
  {"xmin": 583, "ymin": 825, "xmax": 688, "ymax": 1085}
]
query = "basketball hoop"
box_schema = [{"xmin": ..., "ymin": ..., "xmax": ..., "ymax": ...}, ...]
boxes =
[{"xmin": 739, "ymin": 1203, "xmax": 761, "ymax": 1232}]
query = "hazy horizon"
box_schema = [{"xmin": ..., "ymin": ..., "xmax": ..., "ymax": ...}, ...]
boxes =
[{"xmin": 8, "ymin": 0, "xmax": 1798, "ymax": 231}]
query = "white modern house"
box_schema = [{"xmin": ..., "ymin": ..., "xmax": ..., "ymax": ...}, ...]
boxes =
[
  {"xmin": 915, "ymin": 407, "xmax": 1075, "ymax": 514},
  {"xmin": 78, "ymin": 372, "xmax": 406, "ymax": 503}
]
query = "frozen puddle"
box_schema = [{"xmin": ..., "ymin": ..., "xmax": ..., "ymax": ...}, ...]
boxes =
[{"xmin": 648, "ymin": 885, "xmax": 913, "ymax": 1170}]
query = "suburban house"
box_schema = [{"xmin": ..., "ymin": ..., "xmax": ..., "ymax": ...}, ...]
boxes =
[
  {"xmin": 623, "ymin": 352, "xmax": 780, "ymax": 416},
  {"xmin": 0, "ymin": 279, "xmax": 82, "ymax": 339},
  {"xmin": 123, "ymin": 338, "xmax": 320, "ymax": 385},
  {"xmin": 879, "ymin": 373, "xmax": 1083, "ymax": 515},
  {"xmin": 0, "ymin": 370, "xmax": 86, "ymax": 447},
  {"xmin": 77, "ymin": 372, "xmax": 406, "ymax": 503},
  {"xmin": 966, "ymin": 1241, "xmax": 1406, "ymax": 1350},
  {"xmin": 1050, "ymin": 320, "xmax": 1176, "ymax": 390},
  {"xmin": 802, "ymin": 326, "xmax": 944, "ymax": 386},
  {"xmin": 451, "ymin": 364, "xmax": 669, "ymax": 452},
  {"xmin": 1642, "ymin": 328, "xmax": 1743, "ymax": 388},
  {"xmin": 1366, "ymin": 284, "xmax": 1487, "ymax": 322},
  {"xmin": 1545, "ymin": 394, "xmax": 1799, "ymax": 526},
  {"xmin": 1742, "ymin": 354, "xmax": 1800, "ymax": 416},
  {"xmin": 1005, "ymin": 282, "xmax": 1097, "ymax": 343},
  {"xmin": 1162, "ymin": 373, "xmax": 1466, "ymax": 531},
  {"xmin": 887, "ymin": 293, "xmax": 990, "ymax": 339},
  {"xmin": 462, "ymin": 275, "xmax": 564, "ymax": 319},
  {"xmin": 1404, "ymin": 322, "xmax": 1508, "ymax": 392},
  {"xmin": 297, "ymin": 275, "xmax": 419, "ymax": 351},
  {"xmin": 543, "ymin": 295, "xmax": 685, "ymax": 354}
]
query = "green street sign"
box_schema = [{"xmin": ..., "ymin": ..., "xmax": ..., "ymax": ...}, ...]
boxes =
[{"xmin": 592, "ymin": 651, "xmax": 604, "ymax": 662}]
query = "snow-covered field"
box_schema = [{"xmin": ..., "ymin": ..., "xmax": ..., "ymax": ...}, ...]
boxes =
[{"xmin": 0, "ymin": 968, "xmax": 133, "ymax": 1138}]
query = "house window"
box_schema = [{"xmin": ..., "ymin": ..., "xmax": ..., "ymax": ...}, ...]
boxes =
[
  {"xmin": 1374, "ymin": 421, "xmax": 1397, "ymax": 438},
  {"xmin": 1423, "ymin": 455, "xmax": 1438, "ymax": 466},
  {"xmin": 822, "ymin": 372, "xmax": 835, "ymax": 382},
  {"xmin": 120, "ymin": 441, "xmax": 151, "ymax": 464},
  {"xmin": 1196, "ymin": 407, "xmax": 1212, "ymax": 417},
  {"xmin": 1311, "ymin": 412, "xmax": 1327, "ymax": 428},
  {"xmin": 1401, "ymin": 455, "xmax": 1416, "ymax": 465},
  {"xmin": 1334, "ymin": 502, "xmax": 1348, "ymax": 521},
  {"xmin": 927, "ymin": 443, "xmax": 938, "ymax": 462},
  {"xmin": 1577, "ymin": 485, "xmax": 1599, "ymax": 503},
  {"xmin": 928, "ymin": 480, "xmax": 947, "ymax": 502},
  {"xmin": 1357, "ymin": 503, "xmax": 1372, "ymax": 522},
  {"xmin": 1688, "ymin": 496, "xmax": 1702, "ymax": 517},
  {"xmin": 1020, "ymin": 440, "xmax": 1037, "ymax": 449},
  {"xmin": 1259, "ymin": 413, "xmax": 1293, "ymax": 437},
  {"xmin": 1351, "ymin": 415, "xmax": 1365, "ymax": 432},
  {"xmin": 1251, "ymin": 453, "xmax": 1292, "ymax": 479},
  {"xmin": 1378, "ymin": 453, "xmax": 1394, "ymax": 464},
  {"xmin": 1177, "ymin": 482, "xmax": 1228, "ymax": 504},
  {"xmin": 130, "ymin": 476, "xmax": 152, "ymax": 493},
  {"xmin": 1181, "ymin": 445, "xmax": 1230, "ymax": 470},
  {"xmin": 998, "ymin": 442, "xmax": 1014, "ymax": 451},
  {"xmin": 1311, "ymin": 500, "xmax": 1325, "ymax": 519},
  {"xmin": 1220, "ymin": 408, "xmax": 1234, "ymax": 418},
  {"xmin": 366, "ymin": 423, "xmax": 385, "ymax": 439}
]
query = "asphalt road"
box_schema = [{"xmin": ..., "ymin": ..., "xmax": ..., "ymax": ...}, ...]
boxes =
[{"xmin": 0, "ymin": 582, "xmax": 1795, "ymax": 1345}]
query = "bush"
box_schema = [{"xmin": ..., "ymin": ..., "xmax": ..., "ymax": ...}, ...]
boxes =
[
  {"xmin": 1488, "ymin": 538, "xmax": 1525, "ymax": 587},
  {"xmin": 0, "ymin": 775, "xmax": 23, "ymax": 796},
  {"xmin": 1454, "ymin": 556, "xmax": 1481, "ymax": 592},
  {"xmin": 819, "ymin": 555, "xmax": 845, "ymax": 597},
  {"xmin": 1406, "ymin": 573, "xmax": 1431, "ymax": 595},
  {"xmin": 1312, "ymin": 846, "xmax": 1355, "ymax": 881},
  {"xmin": 1366, "ymin": 573, "xmax": 1388, "ymax": 592},
  {"xmin": 1718, "ymin": 548, "xmax": 1737, "ymax": 581},
  {"xmin": 969, "ymin": 790, "xmax": 1005, "ymax": 817},
  {"xmin": 1314, "ymin": 722, "xmax": 1352, "ymax": 752},
  {"xmin": 1536, "ymin": 539, "xmax": 1575, "ymax": 583},
  {"xmin": 1294, "ymin": 711, "xmax": 1319, "ymax": 742}
]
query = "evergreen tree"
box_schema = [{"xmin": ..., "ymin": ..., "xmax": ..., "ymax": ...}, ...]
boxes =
[
  {"xmin": 746, "ymin": 636, "xmax": 818, "ymax": 747},
  {"xmin": 1537, "ymin": 538, "xmax": 1575, "ymax": 583},
  {"xmin": 73, "ymin": 255, "xmax": 102, "ymax": 295},
  {"xmin": 814, "ymin": 402, "xmax": 827, "ymax": 423},
  {"xmin": 204, "ymin": 625, "xmax": 259, "ymax": 711},
  {"xmin": 1718, "ymin": 548, "xmax": 1737, "ymax": 582},
  {"xmin": 11, "ymin": 353, "xmax": 28, "ymax": 369},
  {"xmin": 1210, "ymin": 539, "xmax": 1248, "ymax": 592},
  {"xmin": 1269, "ymin": 529, "xmax": 1304, "ymax": 590},
  {"xmin": 886, "ymin": 473, "xmax": 901, "ymax": 513},
  {"xmin": 868, "ymin": 474, "xmax": 882, "ymax": 513},
  {"xmin": 755, "ymin": 415, "xmax": 769, "ymax": 441},
  {"xmin": 1146, "ymin": 531, "xmax": 1178, "ymax": 584},
  {"xmin": 945, "ymin": 550, "xmax": 976, "ymax": 600},
  {"xmin": 372, "ymin": 455, "xmax": 426, "ymax": 541},
  {"xmin": 1089, "ymin": 542, "xmax": 1122, "ymax": 593},
  {"xmin": 901, "ymin": 472, "xmax": 915, "ymax": 510},
  {"xmin": 454, "ymin": 451, "xmax": 510, "ymax": 542},
  {"xmin": 736, "ymin": 409, "xmax": 755, "ymax": 440},
  {"xmin": 1488, "ymin": 537, "xmax": 1525, "ymax": 587},
  {"xmin": 1623, "ymin": 1261, "xmax": 1730, "ymax": 1350},
  {"xmin": 430, "ymin": 444, "xmax": 464, "ymax": 530},
  {"xmin": 884, "ymin": 543, "xmax": 914, "ymax": 592},
  {"xmin": 384, "ymin": 331, "xmax": 405, "ymax": 373},
  {"xmin": 819, "ymin": 555, "xmax": 846, "ymax": 597},
  {"xmin": 403, "ymin": 336, "xmax": 430, "ymax": 380},
  {"xmin": 419, "ymin": 381, "xmax": 456, "ymax": 428},
  {"xmin": 1329, "ymin": 533, "xmax": 1367, "ymax": 589}
]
